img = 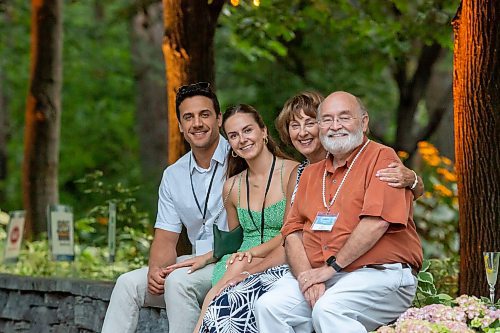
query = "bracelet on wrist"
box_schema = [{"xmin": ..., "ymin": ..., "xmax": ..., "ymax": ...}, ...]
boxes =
[
  {"xmin": 410, "ymin": 170, "xmax": 418, "ymax": 190},
  {"xmin": 241, "ymin": 271, "xmax": 251, "ymax": 278}
]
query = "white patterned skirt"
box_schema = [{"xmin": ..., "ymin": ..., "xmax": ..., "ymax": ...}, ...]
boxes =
[{"xmin": 199, "ymin": 264, "xmax": 290, "ymax": 333}]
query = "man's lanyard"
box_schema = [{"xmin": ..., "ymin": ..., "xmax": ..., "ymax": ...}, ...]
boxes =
[
  {"xmin": 189, "ymin": 155, "xmax": 219, "ymax": 225},
  {"xmin": 246, "ymin": 155, "xmax": 276, "ymax": 244},
  {"xmin": 322, "ymin": 140, "xmax": 370, "ymax": 213}
]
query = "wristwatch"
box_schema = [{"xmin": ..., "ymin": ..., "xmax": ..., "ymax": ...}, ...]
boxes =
[{"xmin": 326, "ymin": 256, "xmax": 343, "ymax": 272}]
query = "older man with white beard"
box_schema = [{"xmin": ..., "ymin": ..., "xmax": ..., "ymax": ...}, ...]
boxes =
[{"xmin": 254, "ymin": 91, "xmax": 423, "ymax": 333}]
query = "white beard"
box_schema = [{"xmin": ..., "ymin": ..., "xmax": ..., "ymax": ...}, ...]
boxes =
[{"xmin": 319, "ymin": 126, "xmax": 364, "ymax": 156}]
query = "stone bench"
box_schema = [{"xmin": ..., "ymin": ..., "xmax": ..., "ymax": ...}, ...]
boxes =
[{"xmin": 0, "ymin": 273, "xmax": 169, "ymax": 332}]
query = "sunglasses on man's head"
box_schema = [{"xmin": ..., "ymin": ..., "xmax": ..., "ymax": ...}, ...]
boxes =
[{"xmin": 176, "ymin": 82, "xmax": 211, "ymax": 96}]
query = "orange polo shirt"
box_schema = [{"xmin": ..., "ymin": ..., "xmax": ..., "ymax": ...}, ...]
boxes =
[{"xmin": 281, "ymin": 138, "xmax": 423, "ymax": 271}]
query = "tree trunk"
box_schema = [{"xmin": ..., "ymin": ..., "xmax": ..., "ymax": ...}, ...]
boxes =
[
  {"xmin": 371, "ymin": 44, "xmax": 452, "ymax": 158},
  {"xmin": 162, "ymin": 0, "xmax": 224, "ymax": 165},
  {"xmin": 393, "ymin": 44, "xmax": 446, "ymax": 154},
  {"xmin": 161, "ymin": 0, "xmax": 224, "ymax": 255},
  {"xmin": 23, "ymin": 0, "xmax": 63, "ymax": 238},
  {"xmin": 426, "ymin": 57, "xmax": 454, "ymax": 160},
  {"xmin": 130, "ymin": 2, "xmax": 168, "ymax": 183},
  {"xmin": 453, "ymin": 0, "xmax": 500, "ymax": 298}
]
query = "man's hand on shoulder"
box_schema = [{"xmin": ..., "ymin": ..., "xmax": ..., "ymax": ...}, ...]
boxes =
[
  {"xmin": 165, "ymin": 252, "xmax": 214, "ymax": 274},
  {"xmin": 147, "ymin": 266, "xmax": 168, "ymax": 295}
]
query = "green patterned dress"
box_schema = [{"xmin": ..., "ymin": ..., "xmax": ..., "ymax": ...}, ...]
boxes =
[{"xmin": 211, "ymin": 163, "xmax": 286, "ymax": 285}]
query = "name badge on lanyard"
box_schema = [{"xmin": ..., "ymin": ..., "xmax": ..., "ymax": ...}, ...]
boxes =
[
  {"xmin": 316, "ymin": 140, "xmax": 370, "ymax": 232},
  {"xmin": 195, "ymin": 239, "xmax": 212, "ymax": 256},
  {"xmin": 190, "ymin": 156, "xmax": 219, "ymax": 257},
  {"xmin": 311, "ymin": 212, "xmax": 339, "ymax": 231}
]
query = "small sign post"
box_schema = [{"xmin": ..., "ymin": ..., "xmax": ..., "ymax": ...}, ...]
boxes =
[
  {"xmin": 47, "ymin": 205, "xmax": 74, "ymax": 261},
  {"xmin": 3, "ymin": 211, "xmax": 25, "ymax": 263},
  {"xmin": 108, "ymin": 202, "xmax": 116, "ymax": 263}
]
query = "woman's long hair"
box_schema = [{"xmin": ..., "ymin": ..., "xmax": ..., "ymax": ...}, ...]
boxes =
[{"xmin": 222, "ymin": 104, "xmax": 292, "ymax": 178}]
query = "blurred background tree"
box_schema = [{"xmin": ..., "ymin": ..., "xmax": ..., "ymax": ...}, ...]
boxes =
[{"xmin": 23, "ymin": 0, "xmax": 63, "ymax": 238}]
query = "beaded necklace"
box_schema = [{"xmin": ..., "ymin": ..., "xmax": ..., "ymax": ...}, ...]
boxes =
[{"xmin": 322, "ymin": 140, "xmax": 370, "ymax": 213}]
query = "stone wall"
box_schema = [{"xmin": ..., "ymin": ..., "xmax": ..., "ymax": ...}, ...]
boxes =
[{"xmin": 0, "ymin": 274, "xmax": 169, "ymax": 333}]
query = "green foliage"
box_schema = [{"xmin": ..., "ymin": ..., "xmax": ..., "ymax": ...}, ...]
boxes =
[
  {"xmin": 0, "ymin": 172, "xmax": 151, "ymax": 280},
  {"xmin": 411, "ymin": 142, "xmax": 459, "ymax": 259},
  {"xmin": 0, "ymin": 0, "xmax": 145, "ymax": 216},
  {"xmin": 217, "ymin": 0, "xmax": 458, "ymax": 145},
  {"xmin": 414, "ymin": 258, "xmax": 458, "ymax": 306},
  {"xmin": 74, "ymin": 170, "xmax": 152, "ymax": 259},
  {"xmin": 0, "ymin": 0, "xmax": 31, "ymax": 209},
  {"xmin": 0, "ymin": 237, "xmax": 144, "ymax": 280}
]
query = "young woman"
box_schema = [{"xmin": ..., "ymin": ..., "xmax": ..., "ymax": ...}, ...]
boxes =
[
  {"xmin": 198, "ymin": 92, "xmax": 423, "ymax": 333},
  {"xmin": 194, "ymin": 104, "xmax": 298, "ymax": 333}
]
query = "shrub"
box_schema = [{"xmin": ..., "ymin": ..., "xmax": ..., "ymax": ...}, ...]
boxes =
[
  {"xmin": 0, "ymin": 171, "xmax": 152, "ymax": 280},
  {"xmin": 411, "ymin": 141, "xmax": 459, "ymax": 259},
  {"xmin": 376, "ymin": 295, "xmax": 500, "ymax": 333},
  {"xmin": 378, "ymin": 260, "xmax": 498, "ymax": 333}
]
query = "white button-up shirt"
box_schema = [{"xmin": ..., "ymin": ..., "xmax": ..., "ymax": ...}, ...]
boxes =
[{"xmin": 154, "ymin": 135, "xmax": 229, "ymax": 246}]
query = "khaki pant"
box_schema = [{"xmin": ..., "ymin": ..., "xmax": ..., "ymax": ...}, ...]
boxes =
[{"xmin": 101, "ymin": 255, "xmax": 214, "ymax": 333}]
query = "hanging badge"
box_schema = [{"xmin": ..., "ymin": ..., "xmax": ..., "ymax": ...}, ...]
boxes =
[
  {"xmin": 311, "ymin": 212, "xmax": 339, "ymax": 231},
  {"xmin": 195, "ymin": 239, "xmax": 212, "ymax": 256},
  {"xmin": 195, "ymin": 225, "xmax": 212, "ymax": 256}
]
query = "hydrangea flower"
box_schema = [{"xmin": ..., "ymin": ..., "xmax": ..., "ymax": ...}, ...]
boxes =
[{"xmin": 375, "ymin": 295, "xmax": 499, "ymax": 333}]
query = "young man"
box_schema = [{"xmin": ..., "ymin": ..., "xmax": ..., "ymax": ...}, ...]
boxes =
[
  {"xmin": 255, "ymin": 91, "xmax": 423, "ymax": 333},
  {"xmin": 102, "ymin": 82, "xmax": 229, "ymax": 333}
]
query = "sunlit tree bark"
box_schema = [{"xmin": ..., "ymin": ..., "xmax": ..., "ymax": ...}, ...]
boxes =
[
  {"xmin": 162, "ymin": 0, "xmax": 224, "ymax": 165},
  {"xmin": 161, "ymin": 0, "xmax": 224, "ymax": 255},
  {"xmin": 23, "ymin": 0, "xmax": 63, "ymax": 237},
  {"xmin": 453, "ymin": 0, "xmax": 500, "ymax": 298}
]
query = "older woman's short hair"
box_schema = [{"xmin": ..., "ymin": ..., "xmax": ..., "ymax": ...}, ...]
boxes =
[{"xmin": 275, "ymin": 91, "xmax": 324, "ymax": 146}]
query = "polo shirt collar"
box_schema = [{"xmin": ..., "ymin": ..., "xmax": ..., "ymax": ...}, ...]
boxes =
[
  {"xmin": 325, "ymin": 136, "xmax": 369, "ymax": 174},
  {"xmin": 212, "ymin": 135, "xmax": 228, "ymax": 166}
]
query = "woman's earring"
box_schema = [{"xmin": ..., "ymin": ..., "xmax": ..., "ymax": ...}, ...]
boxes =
[
  {"xmin": 231, "ymin": 150, "xmax": 238, "ymax": 158},
  {"xmin": 264, "ymin": 137, "xmax": 269, "ymax": 145}
]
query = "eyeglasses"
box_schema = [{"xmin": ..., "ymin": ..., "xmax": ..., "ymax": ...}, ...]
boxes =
[
  {"xmin": 176, "ymin": 82, "xmax": 211, "ymax": 97},
  {"xmin": 317, "ymin": 115, "xmax": 359, "ymax": 128}
]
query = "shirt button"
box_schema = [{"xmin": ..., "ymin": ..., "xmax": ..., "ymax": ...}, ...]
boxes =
[
  {"xmin": 332, "ymin": 179, "xmax": 337, "ymax": 184},
  {"xmin": 323, "ymin": 245, "xmax": 329, "ymax": 250}
]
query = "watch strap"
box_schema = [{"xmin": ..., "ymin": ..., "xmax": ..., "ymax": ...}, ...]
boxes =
[{"xmin": 326, "ymin": 256, "xmax": 343, "ymax": 272}]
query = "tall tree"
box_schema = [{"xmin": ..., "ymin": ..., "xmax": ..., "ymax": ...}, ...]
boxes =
[
  {"xmin": 453, "ymin": 1, "xmax": 500, "ymax": 297},
  {"xmin": 162, "ymin": 0, "xmax": 224, "ymax": 165},
  {"xmin": 23, "ymin": 0, "xmax": 63, "ymax": 237},
  {"xmin": 130, "ymin": 1, "xmax": 168, "ymax": 183},
  {"xmin": 391, "ymin": 44, "xmax": 451, "ymax": 156}
]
